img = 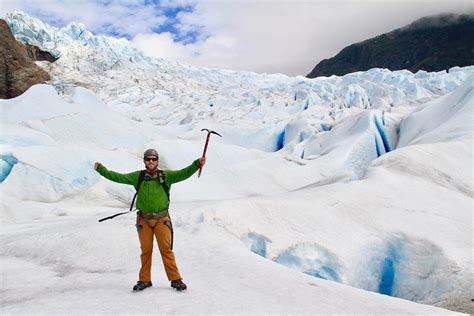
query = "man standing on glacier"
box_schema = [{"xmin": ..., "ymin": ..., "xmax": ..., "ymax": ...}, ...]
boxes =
[{"xmin": 94, "ymin": 149, "xmax": 205, "ymax": 292}]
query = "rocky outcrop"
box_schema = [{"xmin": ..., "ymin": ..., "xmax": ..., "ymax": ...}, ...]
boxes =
[
  {"xmin": 25, "ymin": 44, "xmax": 58, "ymax": 63},
  {"xmin": 0, "ymin": 19, "xmax": 52, "ymax": 99},
  {"xmin": 307, "ymin": 14, "xmax": 474, "ymax": 78}
]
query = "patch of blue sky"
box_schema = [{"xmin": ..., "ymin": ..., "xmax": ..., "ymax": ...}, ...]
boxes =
[
  {"xmin": 107, "ymin": 29, "xmax": 131, "ymax": 39},
  {"xmin": 20, "ymin": 0, "xmax": 203, "ymax": 43},
  {"xmin": 151, "ymin": 4, "xmax": 202, "ymax": 44},
  {"xmin": 164, "ymin": 4, "xmax": 193, "ymax": 19}
]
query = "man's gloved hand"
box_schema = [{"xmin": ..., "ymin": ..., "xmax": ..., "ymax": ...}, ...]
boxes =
[
  {"xmin": 94, "ymin": 162, "xmax": 102, "ymax": 170},
  {"xmin": 199, "ymin": 157, "xmax": 206, "ymax": 166}
]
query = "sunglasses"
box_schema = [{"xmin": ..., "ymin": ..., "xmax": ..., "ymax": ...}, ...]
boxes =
[{"xmin": 144, "ymin": 157, "xmax": 158, "ymax": 162}]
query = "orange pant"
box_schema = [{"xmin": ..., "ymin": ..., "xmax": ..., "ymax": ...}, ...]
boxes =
[{"xmin": 137, "ymin": 215, "xmax": 181, "ymax": 282}]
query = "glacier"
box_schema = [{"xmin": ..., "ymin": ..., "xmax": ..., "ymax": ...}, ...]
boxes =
[{"xmin": 1, "ymin": 10, "xmax": 473, "ymax": 315}]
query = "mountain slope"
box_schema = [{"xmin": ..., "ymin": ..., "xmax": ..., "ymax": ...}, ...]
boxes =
[
  {"xmin": 307, "ymin": 14, "xmax": 474, "ymax": 78},
  {"xmin": 0, "ymin": 19, "xmax": 50, "ymax": 98}
]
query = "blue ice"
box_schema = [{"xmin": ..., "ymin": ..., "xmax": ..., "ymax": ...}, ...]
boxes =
[
  {"xmin": 1, "ymin": 153, "xmax": 18, "ymax": 182},
  {"xmin": 379, "ymin": 244, "xmax": 400, "ymax": 295},
  {"xmin": 274, "ymin": 245, "xmax": 341, "ymax": 282},
  {"xmin": 373, "ymin": 114, "xmax": 391, "ymax": 153},
  {"xmin": 304, "ymin": 266, "xmax": 340, "ymax": 281},
  {"xmin": 245, "ymin": 232, "xmax": 271, "ymax": 257},
  {"xmin": 275, "ymin": 130, "xmax": 285, "ymax": 151}
]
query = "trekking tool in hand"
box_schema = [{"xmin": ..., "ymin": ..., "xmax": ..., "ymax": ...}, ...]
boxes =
[{"xmin": 199, "ymin": 128, "xmax": 222, "ymax": 178}]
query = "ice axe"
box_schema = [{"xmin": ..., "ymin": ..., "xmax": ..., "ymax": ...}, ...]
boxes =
[{"xmin": 199, "ymin": 128, "xmax": 221, "ymax": 177}]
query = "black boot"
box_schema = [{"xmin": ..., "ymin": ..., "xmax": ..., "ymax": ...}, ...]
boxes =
[
  {"xmin": 171, "ymin": 279, "xmax": 187, "ymax": 291},
  {"xmin": 133, "ymin": 281, "xmax": 152, "ymax": 292}
]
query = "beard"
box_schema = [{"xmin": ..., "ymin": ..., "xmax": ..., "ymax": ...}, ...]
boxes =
[{"xmin": 146, "ymin": 164, "xmax": 157, "ymax": 171}]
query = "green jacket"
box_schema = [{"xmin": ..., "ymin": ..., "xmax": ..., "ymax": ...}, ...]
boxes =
[{"xmin": 96, "ymin": 159, "xmax": 201, "ymax": 214}]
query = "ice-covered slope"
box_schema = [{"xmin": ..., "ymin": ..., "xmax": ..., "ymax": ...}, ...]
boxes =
[
  {"xmin": 1, "ymin": 10, "xmax": 473, "ymax": 315},
  {"xmin": 5, "ymin": 10, "xmax": 149, "ymax": 64},
  {"xmin": 4, "ymin": 10, "xmax": 472, "ymax": 130},
  {"xmin": 1, "ymin": 83, "xmax": 469, "ymax": 315}
]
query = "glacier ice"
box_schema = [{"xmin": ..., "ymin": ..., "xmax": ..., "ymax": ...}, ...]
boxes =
[
  {"xmin": 273, "ymin": 243, "xmax": 342, "ymax": 282},
  {"xmin": 0, "ymin": 153, "xmax": 18, "ymax": 182}
]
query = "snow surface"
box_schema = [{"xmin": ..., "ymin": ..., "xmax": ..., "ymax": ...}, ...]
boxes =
[{"xmin": 1, "ymin": 10, "xmax": 473, "ymax": 315}]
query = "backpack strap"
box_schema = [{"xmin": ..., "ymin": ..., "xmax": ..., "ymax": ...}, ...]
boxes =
[
  {"xmin": 129, "ymin": 170, "xmax": 147, "ymax": 212},
  {"xmin": 158, "ymin": 170, "xmax": 170, "ymax": 203}
]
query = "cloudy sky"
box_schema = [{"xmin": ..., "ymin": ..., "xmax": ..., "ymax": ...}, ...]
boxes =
[{"xmin": 1, "ymin": 0, "xmax": 473, "ymax": 76}]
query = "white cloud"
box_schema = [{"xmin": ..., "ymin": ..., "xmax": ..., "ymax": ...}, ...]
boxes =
[
  {"xmin": 133, "ymin": 32, "xmax": 192, "ymax": 60},
  {"xmin": 134, "ymin": 0, "xmax": 474, "ymax": 76},
  {"xmin": 2, "ymin": 0, "xmax": 473, "ymax": 76}
]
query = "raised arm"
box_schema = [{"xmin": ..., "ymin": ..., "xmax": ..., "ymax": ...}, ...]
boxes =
[
  {"xmin": 94, "ymin": 162, "xmax": 139, "ymax": 186},
  {"xmin": 164, "ymin": 159, "xmax": 203, "ymax": 185}
]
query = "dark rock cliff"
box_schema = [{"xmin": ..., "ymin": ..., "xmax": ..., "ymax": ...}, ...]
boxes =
[
  {"xmin": 0, "ymin": 19, "xmax": 56, "ymax": 99},
  {"xmin": 307, "ymin": 14, "xmax": 474, "ymax": 78}
]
